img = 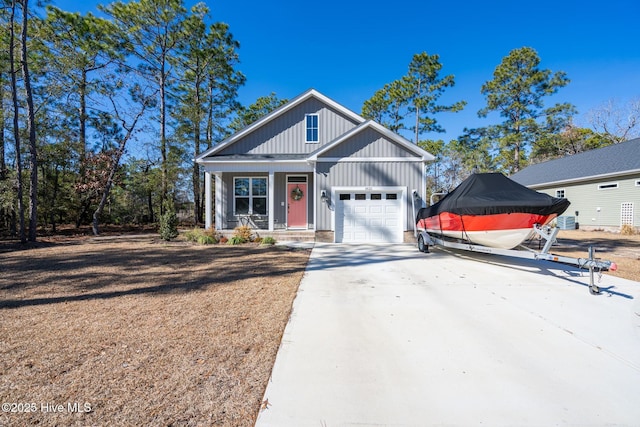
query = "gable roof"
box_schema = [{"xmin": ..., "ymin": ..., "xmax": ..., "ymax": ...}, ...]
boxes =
[
  {"xmin": 307, "ymin": 120, "xmax": 434, "ymax": 161},
  {"xmin": 510, "ymin": 138, "xmax": 640, "ymax": 187},
  {"xmin": 196, "ymin": 88, "xmax": 365, "ymax": 161}
]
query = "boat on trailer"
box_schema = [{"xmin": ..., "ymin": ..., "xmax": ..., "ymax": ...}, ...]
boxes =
[
  {"xmin": 413, "ymin": 173, "xmax": 617, "ymax": 295},
  {"xmin": 416, "ymin": 173, "xmax": 570, "ymax": 249}
]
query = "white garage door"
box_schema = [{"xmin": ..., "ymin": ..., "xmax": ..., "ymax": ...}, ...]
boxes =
[{"xmin": 335, "ymin": 191, "xmax": 403, "ymax": 243}]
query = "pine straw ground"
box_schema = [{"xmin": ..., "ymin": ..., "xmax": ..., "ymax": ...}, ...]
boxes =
[{"xmin": 0, "ymin": 238, "xmax": 310, "ymax": 426}]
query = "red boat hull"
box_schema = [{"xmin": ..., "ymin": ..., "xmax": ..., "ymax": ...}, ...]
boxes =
[{"xmin": 417, "ymin": 212, "xmax": 558, "ymax": 249}]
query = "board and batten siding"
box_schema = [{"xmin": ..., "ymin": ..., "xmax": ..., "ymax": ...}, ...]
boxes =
[
  {"xmin": 322, "ymin": 128, "xmax": 415, "ymax": 158},
  {"xmin": 537, "ymin": 174, "xmax": 640, "ymax": 229},
  {"xmin": 217, "ymin": 98, "xmax": 359, "ymax": 156},
  {"xmin": 315, "ymin": 161, "xmax": 424, "ymax": 231}
]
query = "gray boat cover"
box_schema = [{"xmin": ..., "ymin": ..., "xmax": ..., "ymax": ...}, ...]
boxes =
[{"xmin": 417, "ymin": 173, "xmax": 570, "ymax": 219}]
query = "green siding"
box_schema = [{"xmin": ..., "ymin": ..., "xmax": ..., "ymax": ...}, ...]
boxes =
[{"xmin": 536, "ymin": 174, "xmax": 640, "ymax": 229}]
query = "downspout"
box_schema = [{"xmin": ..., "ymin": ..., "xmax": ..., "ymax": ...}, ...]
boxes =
[{"xmin": 412, "ymin": 190, "xmax": 418, "ymax": 238}]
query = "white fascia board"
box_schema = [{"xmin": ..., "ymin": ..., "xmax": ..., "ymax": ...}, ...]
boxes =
[
  {"xmin": 195, "ymin": 89, "xmax": 366, "ymax": 161},
  {"xmin": 315, "ymin": 157, "xmax": 426, "ymax": 163},
  {"xmin": 306, "ymin": 122, "xmax": 366, "ymax": 160},
  {"xmin": 200, "ymin": 161, "xmax": 313, "ymax": 174},
  {"xmin": 528, "ymin": 168, "xmax": 640, "ymax": 189}
]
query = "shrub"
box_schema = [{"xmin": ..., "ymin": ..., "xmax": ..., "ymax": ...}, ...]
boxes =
[
  {"xmin": 197, "ymin": 234, "xmax": 217, "ymax": 245},
  {"xmin": 183, "ymin": 227, "xmax": 220, "ymax": 244},
  {"xmin": 261, "ymin": 236, "xmax": 277, "ymax": 245},
  {"xmin": 183, "ymin": 227, "xmax": 200, "ymax": 242},
  {"xmin": 233, "ymin": 225, "xmax": 253, "ymax": 242},
  {"xmin": 253, "ymin": 236, "xmax": 263, "ymax": 244},
  {"xmin": 159, "ymin": 206, "xmax": 179, "ymax": 241},
  {"xmin": 227, "ymin": 235, "xmax": 246, "ymax": 245},
  {"xmin": 621, "ymin": 224, "xmax": 637, "ymax": 235},
  {"xmin": 204, "ymin": 227, "xmax": 219, "ymax": 238}
]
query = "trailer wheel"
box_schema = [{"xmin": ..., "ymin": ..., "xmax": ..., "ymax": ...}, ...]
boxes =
[{"xmin": 418, "ymin": 235, "xmax": 429, "ymax": 253}]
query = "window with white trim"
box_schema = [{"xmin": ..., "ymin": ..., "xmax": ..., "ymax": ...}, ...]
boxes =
[
  {"xmin": 598, "ymin": 183, "xmax": 618, "ymax": 190},
  {"xmin": 234, "ymin": 177, "xmax": 267, "ymax": 215},
  {"xmin": 635, "ymin": 180, "xmax": 640, "ymax": 187},
  {"xmin": 305, "ymin": 114, "xmax": 318, "ymax": 142},
  {"xmin": 556, "ymin": 189, "xmax": 565, "ymax": 198}
]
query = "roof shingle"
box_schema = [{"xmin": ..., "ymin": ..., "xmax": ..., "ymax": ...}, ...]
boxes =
[{"xmin": 510, "ymin": 138, "xmax": 640, "ymax": 186}]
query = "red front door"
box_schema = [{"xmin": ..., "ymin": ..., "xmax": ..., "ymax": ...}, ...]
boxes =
[{"xmin": 287, "ymin": 182, "xmax": 307, "ymax": 228}]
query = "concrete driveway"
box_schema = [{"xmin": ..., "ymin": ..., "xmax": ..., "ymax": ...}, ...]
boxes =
[{"xmin": 255, "ymin": 243, "xmax": 640, "ymax": 426}]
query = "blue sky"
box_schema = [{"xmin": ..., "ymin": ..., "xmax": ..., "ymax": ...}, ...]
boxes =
[{"xmin": 54, "ymin": 0, "xmax": 640, "ymax": 143}]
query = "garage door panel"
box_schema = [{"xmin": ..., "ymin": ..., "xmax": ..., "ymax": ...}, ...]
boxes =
[{"xmin": 336, "ymin": 191, "xmax": 403, "ymax": 243}]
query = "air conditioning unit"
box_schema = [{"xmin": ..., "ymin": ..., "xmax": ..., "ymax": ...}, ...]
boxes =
[{"xmin": 557, "ymin": 216, "xmax": 576, "ymax": 230}]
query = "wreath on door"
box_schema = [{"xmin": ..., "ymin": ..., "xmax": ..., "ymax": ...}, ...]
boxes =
[{"xmin": 291, "ymin": 186, "xmax": 304, "ymax": 201}]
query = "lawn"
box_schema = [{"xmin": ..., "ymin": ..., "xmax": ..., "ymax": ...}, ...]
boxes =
[{"xmin": 0, "ymin": 238, "xmax": 310, "ymax": 426}]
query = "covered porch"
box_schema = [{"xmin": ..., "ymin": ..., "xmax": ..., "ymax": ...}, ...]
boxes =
[{"xmin": 201, "ymin": 160, "xmax": 317, "ymax": 233}]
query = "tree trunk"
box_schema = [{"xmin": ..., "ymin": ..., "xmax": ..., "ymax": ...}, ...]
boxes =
[
  {"xmin": 192, "ymin": 73, "xmax": 202, "ymax": 224},
  {"xmin": 92, "ymin": 157, "xmax": 118, "ymax": 236},
  {"xmin": 79, "ymin": 69, "xmax": 87, "ymax": 164},
  {"xmin": 9, "ymin": 0, "xmax": 26, "ymax": 243},
  {"xmin": 75, "ymin": 69, "xmax": 89, "ymax": 226},
  {"xmin": 160, "ymin": 60, "xmax": 168, "ymax": 214},
  {"xmin": 21, "ymin": 0, "xmax": 37, "ymax": 242},
  {"xmin": 51, "ymin": 166, "xmax": 60, "ymax": 233},
  {"xmin": 0, "ymin": 72, "xmax": 6, "ymax": 235},
  {"xmin": 0, "ymin": 73, "xmax": 5, "ymax": 178}
]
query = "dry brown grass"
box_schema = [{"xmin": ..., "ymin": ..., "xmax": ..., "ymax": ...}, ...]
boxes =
[
  {"xmin": 0, "ymin": 238, "xmax": 310, "ymax": 426},
  {"xmin": 529, "ymin": 229, "xmax": 640, "ymax": 282}
]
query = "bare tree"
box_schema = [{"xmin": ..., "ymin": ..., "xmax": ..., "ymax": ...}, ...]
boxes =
[
  {"xmin": 92, "ymin": 86, "xmax": 156, "ymax": 235},
  {"xmin": 588, "ymin": 97, "xmax": 640, "ymax": 143}
]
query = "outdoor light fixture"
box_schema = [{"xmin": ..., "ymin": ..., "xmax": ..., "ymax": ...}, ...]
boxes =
[{"xmin": 320, "ymin": 190, "xmax": 328, "ymax": 203}]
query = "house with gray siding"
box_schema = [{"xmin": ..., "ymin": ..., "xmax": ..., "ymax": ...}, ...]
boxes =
[
  {"xmin": 510, "ymin": 138, "xmax": 640, "ymax": 231},
  {"xmin": 195, "ymin": 89, "xmax": 434, "ymax": 243}
]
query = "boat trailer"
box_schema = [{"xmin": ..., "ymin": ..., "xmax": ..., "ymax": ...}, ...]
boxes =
[{"xmin": 416, "ymin": 226, "xmax": 618, "ymax": 295}]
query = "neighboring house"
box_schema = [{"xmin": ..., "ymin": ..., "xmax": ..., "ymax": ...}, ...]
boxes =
[
  {"xmin": 510, "ymin": 138, "xmax": 640, "ymax": 231},
  {"xmin": 195, "ymin": 89, "xmax": 434, "ymax": 243}
]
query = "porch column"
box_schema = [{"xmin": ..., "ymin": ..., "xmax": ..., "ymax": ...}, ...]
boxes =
[
  {"xmin": 214, "ymin": 173, "xmax": 223, "ymax": 230},
  {"xmin": 268, "ymin": 171, "xmax": 275, "ymax": 231},
  {"xmin": 204, "ymin": 171, "xmax": 212, "ymax": 229}
]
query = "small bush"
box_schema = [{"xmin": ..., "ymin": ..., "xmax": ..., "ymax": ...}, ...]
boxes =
[
  {"xmin": 197, "ymin": 235, "xmax": 217, "ymax": 245},
  {"xmin": 253, "ymin": 236, "xmax": 263, "ymax": 244},
  {"xmin": 621, "ymin": 224, "xmax": 637, "ymax": 235},
  {"xmin": 159, "ymin": 208, "xmax": 179, "ymax": 241},
  {"xmin": 261, "ymin": 236, "xmax": 277, "ymax": 245},
  {"xmin": 183, "ymin": 228, "xmax": 200, "ymax": 242},
  {"xmin": 227, "ymin": 235, "xmax": 246, "ymax": 245},
  {"xmin": 183, "ymin": 227, "xmax": 219, "ymax": 244},
  {"xmin": 233, "ymin": 225, "xmax": 253, "ymax": 242}
]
